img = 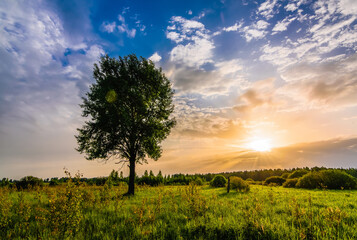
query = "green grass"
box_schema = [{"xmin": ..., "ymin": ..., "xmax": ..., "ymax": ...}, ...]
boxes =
[{"xmin": 1, "ymin": 183, "xmax": 357, "ymax": 239}]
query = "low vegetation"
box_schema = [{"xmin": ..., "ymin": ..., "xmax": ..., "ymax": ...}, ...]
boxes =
[
  {"xmin": 1, "ymin": 178, "xmax": 357, "ymax": 239},
  {"xmin": 296, "ymin": 170, "xmax": 357, "ymax": 190},
  {"xmin": 210, "ymin": 175, "xmax": 227, "ymax": 187},
  {"xmin": 16, "ymin": 176, "xmax": 43, "ymax": 190},
  {"xmin": 230, "ymin": 177, "xmax": 250, "ymax": 192},
  {"xmin": 3, "ymin": 166, "xmax": 356, "ymax": 189},
  {"xmin": 264, "ymin": 176, "xmax": 286, "ymax": 186},
  {"xmin": 283, "ymin": 178, "xmax": 299, "ymax": 188},
  {"xmin": 1, "ymin": 167, "xmax": 357, "ymax": 239},
  {"xmin": 288, "ymin": 169, "xmax": 309, "ymax": 179}
]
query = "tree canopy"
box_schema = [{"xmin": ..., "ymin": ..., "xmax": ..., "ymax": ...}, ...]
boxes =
[{"xmin": 76, "ymin": 54, "xmax": 175, "ymax": 195}]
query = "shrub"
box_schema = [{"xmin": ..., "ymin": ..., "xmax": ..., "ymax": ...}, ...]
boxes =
[
  {"xmin": 296, "ymin": 172, "xmax": 322, "ymax": 189},
  {"xmin": 210, "ymin": 175, "xmax": 227, "ymax": 187},
  {"xmin": 264, "ymin": 176, "xmax": 286, "ymax": 186},
  {"xmin": 288, "ymin": 169, "xmax": 309, "ymax": 179},
  {"xmin": 48, "ymin": 178, "xmax": 84, "ymax": 237},
  {"xmin": 283, "ymin": 178, "xmax": 298, "ymax": 188},
  {"xmin": 49, "ymin": 178, "xmax": 60, "ymax": 186},
  {"xmin": 296, "ymin": 170, "xmax": 357, "ymax": 189},
  {"xmin": 230, "ymin": 177, "xmax": 250, "ymax": 192},
  {"xmin": 16, "ymin": 176, "xmax": 43, "ymax": 189},
  {"xmin": 245, "ymin": 178, "xmax": 254, "ymax": 182},
  {"xmin": 320, "ymin": 170, "xmax": 356, "ymax": 189},
  {"xmin": 193, "ymin": 177, "xmax": 204, "ymax": 186},
  {"xmin": 281, "ymin": 173, "xmax": 290, "ymax": 179}
]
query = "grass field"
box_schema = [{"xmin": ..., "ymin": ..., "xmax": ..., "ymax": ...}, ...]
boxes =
[{"xmin": 1, "ymin": 181, "xmax": 357, "ymax": 239}]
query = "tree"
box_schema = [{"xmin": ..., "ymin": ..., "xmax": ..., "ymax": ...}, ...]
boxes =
[
  {"xmin": 16, "ymin": 176, "xmax": 43, "ymax": 189},
  {"xmin": 76, "ymin": 54, "xmax": 175, "ymax": 195},
  {"xmin": 210, "ymin": 175, "xmax": 227, "ymax": 187}
]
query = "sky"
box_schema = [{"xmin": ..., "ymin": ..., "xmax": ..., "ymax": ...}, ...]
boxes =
[{"xmin": 1, "ymin": 0, "xmax": 357, "ymax": 179}]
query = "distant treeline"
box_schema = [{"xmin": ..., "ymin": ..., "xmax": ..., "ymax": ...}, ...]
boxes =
[{"xmin": 1, "ymin": 166, "xmax": 357, "ymax": 189}]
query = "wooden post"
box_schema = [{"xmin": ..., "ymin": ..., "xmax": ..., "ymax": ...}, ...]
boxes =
[{"xmin": 227, "ymin": 176, "xmax": 230, "ymax": 193}]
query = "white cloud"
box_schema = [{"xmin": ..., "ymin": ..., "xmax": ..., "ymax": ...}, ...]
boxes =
[
  {"xmin": 149, "ymin": 52, "xmax": 162, "ymax": 62},
  {"xmin": 101, "ymin": 21, "xmax": 116, "ymax": 33},
  {"xmin": 245, "ymin": 29, "xmax": 266, "ymax": 41},
  {"xmin": 172, "ymin": 100, "xmax": 245, "ymax": 139},
  {"xmin": 117, "ymin": 14, "xmax": 137, "ymax": 38},
  {"xmin": 0, "ymin": 0, "xmax": 105, "ymax": 177},
  {"xmin": 194, "ymin": 10, "xmax": 209, "ymax": 20},
  {"xmin": 166, "ymin": 17, "xmax": 206, "ymax": 44},
  {"xmin": 170, "ymin": 38, "xmax": 214, "ymax": 67},
  {"xmin": 166, "ymin": 31, "xmax": 183, "ymax": 43},
  {"xmin": 171, "ymin": 16, "xmax": 205, "ymax": 32},
  {"xmin": 257, "ymin": 0, "xmax": 278, "ymax": 19},
  {"xmin": 259, "ymin": 0, "xmax": 357, "ymax": 71},
  {"xmin": 135, "ymin": 20, "xmax": 146, "ymax": 32},
  {"xmin": 220, "ymin": 19, "xmax": 269, "ymax": 41},
  {"xmin": 338, "ymin": 0, "xmax": 357, "ymax": 16},
  {"xmin": 167, "ymin": 16, "xmax": 214, "ymax": 68},
  {"xmin": 256, "ymin": 20, "xmax": 269, "ymax": 29},
  {"xmin": 84, "ymin": 44, "xmax": 105, "ymax": 61},
  {"xmin": 279, "ymin": 54, "xmax": 357, "ymax": 110},
  {"xmin": 165, "ymin": 16, "xmax": 249, "ymax": 95},
  {"xmin": 127, "ymin": 28, "xmax": 136, "ymax": 38},
  {"xmin": 285, "ymin": 3, "xmax": 298, "ymax": 12},
  {"xmin": 215, "ymin": 59, "xmax": 243, "ymax": 76},
  {"xmin": 167, "ymin": 25, "xmax": 176, "ymax": 30},
  {"xmin": 222, "ymin": 21, "xmax": 244, "ymax": 32},
  {"xmin": 240, "ymin": 20, "xmax": 269, "ymax": 42},
  {"xmin": 71, "ymin": 42, "xmax": 88, "ymax": 51},
  {"xmin": 118, "ymin": 14, "xmax": 125, "ymax": 23},
  {"xmin": 166, "ymin": 58, "xmax": 246, "ymax": 95},
  {"xmin": 259, "ymin": 44, "xmax": 297, "ymax": 70},
  {"xmin": 272, "ymin": 16, "xmax": 296, "ymax": 33},
  {"xmin": 99, "ymin": 10, "xmax": 145, "ymax": 38}
]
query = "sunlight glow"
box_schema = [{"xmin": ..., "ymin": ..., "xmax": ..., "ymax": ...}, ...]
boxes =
[{"xmin": 247, "ymin": 138, "xmax": 272, "ymax": 152}]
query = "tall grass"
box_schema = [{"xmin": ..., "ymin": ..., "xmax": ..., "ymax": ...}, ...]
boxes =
[{"xmin": 0, "ymin": 181, "xmax": 357, "ymax": 239}]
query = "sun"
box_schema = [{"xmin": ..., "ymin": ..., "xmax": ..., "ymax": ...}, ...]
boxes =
[{"xmin": 247, "ymin": 138, "xmax": 272, "ymax": 152}]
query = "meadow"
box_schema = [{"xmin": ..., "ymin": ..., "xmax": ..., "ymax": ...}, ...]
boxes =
[{"xmin": 1, "ymin": 178, "xmax": 357, "ymax": 240}]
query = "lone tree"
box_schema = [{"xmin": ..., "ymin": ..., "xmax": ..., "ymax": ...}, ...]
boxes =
[{"xmin": 76, "ymin": 54, "xmax": 175, "ymax": 195}]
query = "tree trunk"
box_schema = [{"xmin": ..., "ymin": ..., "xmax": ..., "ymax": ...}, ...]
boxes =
[
  {"xmin": 227, "ymin": 176, "xmax": 230, "ymax": 193},
  {"xmin": 127, "ymin": 157, "xmax": 136, "ymax": 195}
]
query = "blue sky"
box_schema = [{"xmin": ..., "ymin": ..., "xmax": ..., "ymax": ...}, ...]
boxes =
[{"xmin": 1, "ymin": 0, "xmax": 357, "ymax": 179}]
